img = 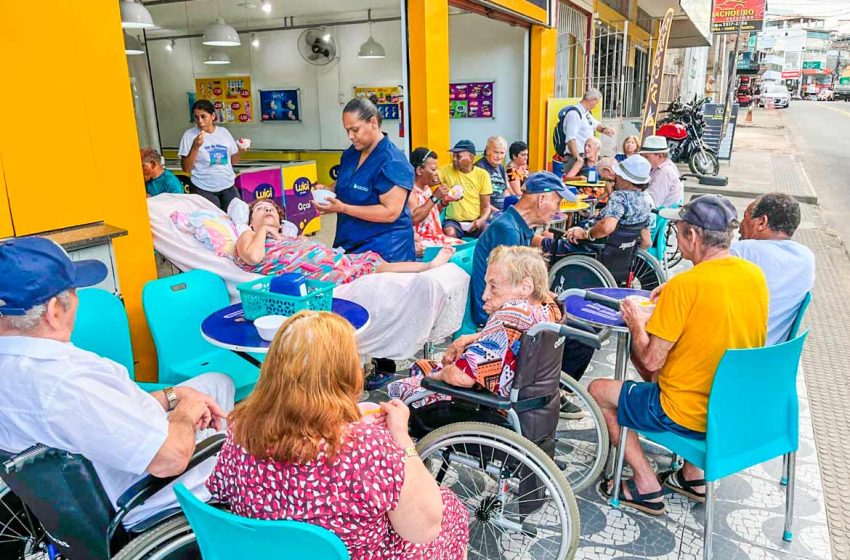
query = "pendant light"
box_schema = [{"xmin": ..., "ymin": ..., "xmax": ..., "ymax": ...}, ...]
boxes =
[
  {"xmin": 358, "ymin": 10, "xmax": 385, "ymax": 59},
  {"xmin": 203, "ymin": 48, "xmax": 231, "ymax": 65},
  {"xmin": 124, "ymin": 32, "xmax": 145, "ymax": 55},
  {"xmin": 120, "ymin": 0, "xmax": 155, "ymax": 29},
  {"xmin": 203, "ymin": 16, "xmax": 241, "ymax": 46}
]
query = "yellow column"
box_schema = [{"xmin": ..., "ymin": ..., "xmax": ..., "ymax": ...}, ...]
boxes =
[
  {"xmin": 0, "ymin": 1, "xmax": 159, "ymax": 378},
  {"xmin": 0, "ymin": 156, "xmax": 12, "ymax": 239},
  {"xmin": 407, "ymin": 0, "xmax": 451, "ymax": 156},
  {"xmin": 528, "ymin": 25, "xmax": 557, "ymax": 172}
]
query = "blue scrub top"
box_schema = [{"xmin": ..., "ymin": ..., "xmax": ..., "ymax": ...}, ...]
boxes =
[{"xmin": 333, "ymin": 134, "xmax": 415, "ymax": 262}]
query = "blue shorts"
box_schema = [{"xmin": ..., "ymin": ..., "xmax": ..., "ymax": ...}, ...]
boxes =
[
  {"xmin": 617, "ymin": 381, "xmax": 705, "ymax": 440},
  {"xmin": 442, "ymin": 219, "xmax": 483, "ymax": 239}
]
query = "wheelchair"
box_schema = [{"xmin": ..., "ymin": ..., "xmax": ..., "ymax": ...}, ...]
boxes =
[
  {"xmin": 547, "ymin": 222, "xmax": 666, "ymax": 297},
  {"xmin": 0, "ymin": 435, "xmax": 225, "ymax": 559},
  {"xmin": 404, "ymin": 320, "xmax": 607, "ymax": 560}
]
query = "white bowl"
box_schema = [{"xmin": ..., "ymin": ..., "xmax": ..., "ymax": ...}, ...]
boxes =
[
  {"xmin": 312, "ymin": 189, "xmax": 337, "ymax": 205},
  {"xmin": 254, "ymin": 314, "xmax": 287, "ymax": 341},
  {"xmin": 236, "ymin": 137, "xmax": 251, "ymax": 149}
]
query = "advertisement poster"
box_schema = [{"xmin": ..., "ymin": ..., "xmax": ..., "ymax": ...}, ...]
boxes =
[
  {"xmin": 449, "ymin": 82, "xmax": 494, "ymax": 119},
  {"xmin": 639, "ymin": 8, "xmax": 675, "ymax": 143},
  {"xmin": 286, "ymin": 176, "xmax": 320, "ymax": 234},
  {"xmin": 235, "ymin": 167, "xmax": 284, "ymax": 206},
  {"xmin": 703, "ymin": 103, "xmax": 740, "ymax": 161},
  {"xmin": 711, "ymin": 0, "xmax": 766, "ymax": 34},
  {"xmin": 259, "ymin": 89, "xmax": 301, "ymax": 122},
  {"xmin": 353, "ymin": 86, "xmax": 403, "ymax": 120},
  {"xmin": 545, "ymin": 98, "xmax": 603, "ymax": 172},
  {"xmin": 194, "ymin": 76, "xmax": 253, "ymax": 123}
]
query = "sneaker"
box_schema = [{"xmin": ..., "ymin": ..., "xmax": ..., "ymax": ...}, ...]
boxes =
[
  {"xmin": 560, "ymin": 400, "xmax": 587, "ymax": 419},
  {"xmin": 365, "ymin": 371, "xmax": 395, "ymax": 391}
]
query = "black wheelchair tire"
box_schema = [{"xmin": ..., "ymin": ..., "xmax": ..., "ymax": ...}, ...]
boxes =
[
  {"xmin": 549, "ymin": 254, "xmax": 616, "ymax": 296},
  {"xmin": 112, "ymin": 515, "xmax": 199, "ymax": 560},
  {"xmin": 664, "ymin": 222, "xmax": 682, "ymax": 268},
  {"xmin": 556, "ymin": 374, "xmax": 609, "ymax": 494},
  {"xmin": 629, "ymin": 249, "xmax": 666, "ymax": 291},
  {"xmin": 416, "ymin": 422, "xmax": 579, "ymax": 560}
]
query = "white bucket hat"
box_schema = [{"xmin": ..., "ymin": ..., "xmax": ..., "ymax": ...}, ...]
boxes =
[
  {"xmin": 639, "ymin": 135, "xmax": 670, "ymax": 154},
  {"xmin": 613, "ymin": 154, "xmax": 652, "ymax": 185}
]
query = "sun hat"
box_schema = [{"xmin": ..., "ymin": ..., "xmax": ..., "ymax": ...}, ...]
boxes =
[
  {"xmin": 659, "ymin": 194, "xmax": 739, "ymax": 232},
  {"xmin": 613, "ymin": 154, "xmax": 652, "ymax": 185},
  {"xmin": 449, "ymin": 140, "xmax": 476, "ymax": 154},
  {"xmin": 524, "ymin": 171, "xmax": 577, "ymax": 202},
  {"xmin": 639, "ymin": 135, "xmax": 670, "ymax": 154},
  {"xmin": 0, "ymin": 237, "xmax": 107, "ymax": 316}
]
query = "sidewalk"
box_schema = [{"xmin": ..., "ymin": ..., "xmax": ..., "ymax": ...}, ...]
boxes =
[{"xmin": 683, "ymin": 108, "xmax": 850, "ymax": 560}]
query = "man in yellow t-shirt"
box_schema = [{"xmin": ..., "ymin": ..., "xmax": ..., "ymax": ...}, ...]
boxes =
[
  {"xmin": 589, "ymin": 195, "xmax": 768, "ymax": 516},
  {"xmin": 438, "ymin": 140, "xmax": 493, "ymax": 239}
]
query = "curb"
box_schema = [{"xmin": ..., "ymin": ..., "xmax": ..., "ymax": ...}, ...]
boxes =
[{"xmin": 684, "ymin": 184, "xmax": 818, "ymax": 205}]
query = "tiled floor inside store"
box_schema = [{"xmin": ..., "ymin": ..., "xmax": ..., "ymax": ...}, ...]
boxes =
[{"xmin": 374, "ymin": 334, "xmax": 830, "ymax": 560}]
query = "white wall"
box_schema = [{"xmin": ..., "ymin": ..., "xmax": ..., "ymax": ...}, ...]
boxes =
[
  {"xmin": 146, "ymin": 20, "xmax": 404, "ymax": 150},
  {"xmin": 448, "ymin": 13, "xmax": 528, "ymax": 150}
]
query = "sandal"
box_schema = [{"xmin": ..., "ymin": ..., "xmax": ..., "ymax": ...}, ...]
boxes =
[
  {"xmin": 659, "ymin": 469, "xmax": 706, "ymax": 503},
  {"xmin": 597, "ymin": 479, "xmax": 667, "ymax": 516}
]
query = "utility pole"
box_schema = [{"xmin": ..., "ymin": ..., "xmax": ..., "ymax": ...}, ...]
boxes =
[{"xmin": 722, "ymin": 15, "xmax": 744, "ymax": 137}]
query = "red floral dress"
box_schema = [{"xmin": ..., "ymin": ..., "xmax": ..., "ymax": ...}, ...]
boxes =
[
  {"xmin": 206, "ymin": 423, "xmax": 469, "ymax": 560},
  {"xmin": 412, "ymin": 185, "xmax": 466, "ymax": 253}
]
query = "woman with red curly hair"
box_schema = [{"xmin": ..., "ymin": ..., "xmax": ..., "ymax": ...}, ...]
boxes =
[{"xmin": 206, "ymin": 311, "xmax": 468, "ymax": 559}]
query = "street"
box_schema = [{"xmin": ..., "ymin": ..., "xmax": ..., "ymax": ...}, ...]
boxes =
[{"xmin": 783, "ymin": 100, "xmax": 850, "ymax": 245}]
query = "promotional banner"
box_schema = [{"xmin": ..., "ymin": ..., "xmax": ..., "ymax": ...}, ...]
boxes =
[
  {"xmin": 544, "ymin": 98, "xmax": 603, "ymax": 173},
  {"xmin": 235, "ymin": 167, "xmax": 284, "ymax": 206},
  {"xmin": 195, "ymin": 76, "xmax": 254, "ymax": 123},
  {"xmin": 449, "ymin": 82, "xmax": 495, "ymax": 119},
  {"xmin": 259, "ymin": 89, "xmax": 301, "ymax": 122},
  {"xmin": 711, "ymin": 0, "xmax": 766, "ymax": 34},
  {"xmin": 353, "ymin": 86, "xmax": 403, "ymax": 120},
  {"xmin": 639, "ymin": 8, "xmax": 675, "ymax": 144}
]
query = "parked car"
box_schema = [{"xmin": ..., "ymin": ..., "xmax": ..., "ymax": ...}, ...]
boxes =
[
  {"xmin": 758, "ymin": 84, "xmax": 791, "ymax": 108},
  {"xmin": 817, "ymin": 89, "xmax": 833, "ymax": 101},
  {"xmin": 736, "ymin": 89, "xmax": 753, "ymax": 106}
]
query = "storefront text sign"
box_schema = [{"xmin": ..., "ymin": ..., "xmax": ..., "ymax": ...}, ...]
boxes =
[
  {"xmin": 711, "ymin": 0, "xmax": 766, "ymax": 34},
  {"xmin": 639, "ymin": 9, "xmax": 675, "ymax": 144}
]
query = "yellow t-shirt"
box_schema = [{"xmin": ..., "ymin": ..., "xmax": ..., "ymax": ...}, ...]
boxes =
[
  {"xmin": 646, "ymin": 256, "xmax": 768, "ymax": 432},
  {"xmin": 438, "ymin": 164, "xmax": 493, "ymax": 222}
]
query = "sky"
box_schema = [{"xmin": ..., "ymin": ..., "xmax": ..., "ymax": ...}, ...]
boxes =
[{"xmin": 767, "ymin": 0, "xmax": 850, "ymax": 25}]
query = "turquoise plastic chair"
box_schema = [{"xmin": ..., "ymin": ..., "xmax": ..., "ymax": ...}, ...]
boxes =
[
  {"xmin": 609, "ymin": 331, "xmax": 809, "ymax": 559},
  {"xmin": 447, "ymin": 242, "xmax": 480, "ymax": 339},
  {"xmin": 71, "ymin": 288, "xmax": 168, "ymax": 393},
  {"xmin": 778, "ymin": 292, "xmax": 811, "ymax": 485},
  {"xmin": 142, "ymin": 270, "xmax": 260, "ymax": 401},
  {"xmin": 173, "ymin": 484, "xmax": 349, "ymax": 559}
]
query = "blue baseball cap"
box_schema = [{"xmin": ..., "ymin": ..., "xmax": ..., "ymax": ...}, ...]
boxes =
[
  {"xmin": 0, "ymin": 237, "xmax": 108, "ymax": 316},
  {"xmin": 659, "ymin": 194, "xmax": 738, "ymax": 232},
  {"xmin": 524, "ymin": 171, "xmax": 578, "ymax": 202}
]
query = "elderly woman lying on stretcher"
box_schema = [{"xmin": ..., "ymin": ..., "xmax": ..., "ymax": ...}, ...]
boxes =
[{"xmin": 236, "ymin": 199, "xmax": 453, "ymax": 285}]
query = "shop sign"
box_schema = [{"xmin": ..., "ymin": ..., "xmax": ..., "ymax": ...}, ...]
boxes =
[
  {"xmin": 802, "ymin": 61, "xmax": 821, "ymax": 70},
  {"xmin": 449, "ymin": 82, "xmax": 495, "ymax": 119},
  {"xmin": 711, "ymin": 0, "xmax": 766, "ymax": 34},
  {"xmin": 781, "ymin": 70, "xmax": 801, "ymax": 79},
  {"xmin": 639, "ymin": 8, "xmax": 675, "ymax": 143}
]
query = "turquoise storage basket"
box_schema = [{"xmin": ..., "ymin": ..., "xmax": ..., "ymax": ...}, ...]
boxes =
[{"xmin": 238, "ymin": 277, "xmax": 334, "ymax": 320}]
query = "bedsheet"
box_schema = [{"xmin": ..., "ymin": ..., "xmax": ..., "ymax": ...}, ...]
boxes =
[{"xmin": 147, "ymin": 194, "xmax": 469, "ymax": 359}]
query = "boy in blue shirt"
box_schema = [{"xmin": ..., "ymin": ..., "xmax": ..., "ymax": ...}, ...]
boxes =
[{"xmin": 141, "ymin": 148, "xmax": 185, "ymax": 197}]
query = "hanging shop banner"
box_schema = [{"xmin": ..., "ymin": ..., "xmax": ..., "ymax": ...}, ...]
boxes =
[
  {"xmin": 711, "ymin": 0, "xmax": 766, "ymax": 34},
  {"xmin": 450, "ymin": 82, "xmax": 495, "ymax": 119},
  {"xmin": 259, "ymin": 89, "xmax": 301, "ymax": 122},
  {"xmin": 639, "ymin": 8, "xmax": 675, "ymax": 144},
  {"xmin": 353, "ymin": 86, "xmax": 403, "ymax": 120},
  {"xmin": 703, "ymin": 103, "xmax": 740, "ymax": 161},
  {"xmin": 544, "ymin": 98, "xmax": 603, "ymax": 174},
  {"xmin": 195, "ymin": 76, "xmax": 254, "ymax": 123}
]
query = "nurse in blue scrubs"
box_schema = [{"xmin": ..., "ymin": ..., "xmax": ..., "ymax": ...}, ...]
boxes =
[{"xmin": 313, "ymin": 98, "xmax": 415, "ymax": 262}]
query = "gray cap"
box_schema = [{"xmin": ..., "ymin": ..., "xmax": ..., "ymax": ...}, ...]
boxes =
[{"xmin": 659, "ymin": 194, "xmax": 738, "ymax": 231}]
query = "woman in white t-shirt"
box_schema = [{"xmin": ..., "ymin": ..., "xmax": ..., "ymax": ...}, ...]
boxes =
[{"xmin": 179, "ymin": 99, "xmax": 247, "ymax": 210}]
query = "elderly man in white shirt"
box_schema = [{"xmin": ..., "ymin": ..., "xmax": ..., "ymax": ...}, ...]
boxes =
[
  {"xmin": 0, "ymin": 237, "xmax": 235, "ymax": 528},
  {"xmin": 640, "ymin": 135, "xmax": 684, "ymax": 208},
  {"xmin": 560, "ymin": 88, "xmax": 616, "ymax": 173}
]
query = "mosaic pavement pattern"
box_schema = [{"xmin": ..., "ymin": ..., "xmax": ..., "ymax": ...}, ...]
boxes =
[{"xmin": 381, "ymin": 330, "xmax": 830, "ymax": 560}]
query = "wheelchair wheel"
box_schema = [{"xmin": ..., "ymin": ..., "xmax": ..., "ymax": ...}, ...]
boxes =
[
  {"xmin": 664, "ymin": 222, "xmax": 682, "ymax": 268},
  {"xmin": 628, "ymin": 249, "xmax": 666, "ymax": 291},
  {"xmin": 549, "ymin": 255, "xmax": 616, "ymax": 297},
  {"xmin": 112, "ymin": 515, "xmax": 199, "ymax": 560},
  {"xmin": 416, "ymin": 422, "xmax": 579, "ymax": 560},
  {"xmin": 555, "ymin": 374, "xmax": 609, "ymax": 494},
  {"xmin": 0, "ymin": 483, "xmax": 47, "ymax": 560}
]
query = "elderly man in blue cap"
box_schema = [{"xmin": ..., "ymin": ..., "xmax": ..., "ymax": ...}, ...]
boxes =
[{"xmin": 0, "ymin": 237, "xmax": 235, "ymax": 528}]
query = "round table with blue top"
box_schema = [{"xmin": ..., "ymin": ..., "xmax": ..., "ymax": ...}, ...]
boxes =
[
  {"xmin": 562, "ymin": 287, "xmax": 651, "ymax": 382},
  {"xmin": 201, "ymin": 299, "xmax": 370, "ymax": 367}
]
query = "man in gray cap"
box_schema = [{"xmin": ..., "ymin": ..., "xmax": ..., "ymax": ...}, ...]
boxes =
[{"xmin": 589, "ymin": 194, "xmax": 769, "ymax": 515}]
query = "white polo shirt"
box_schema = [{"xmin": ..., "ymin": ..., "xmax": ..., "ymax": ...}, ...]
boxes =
[
  {"xmin": 0, "ymin": 336, "xmax": 212, "ymax": 527},
  {"xmin": 562, "ymin": 103, "xmax": 600, "ymax": 156}
]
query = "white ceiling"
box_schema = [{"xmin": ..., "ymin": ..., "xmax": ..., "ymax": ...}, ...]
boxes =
[{"xmin": 140, "ymin": 0, "xmax": 402, "ymax": 37}]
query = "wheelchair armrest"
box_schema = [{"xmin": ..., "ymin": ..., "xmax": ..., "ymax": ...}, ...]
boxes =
[
  {"xmin": 115, "ymin": 434, "xmax": 225, "ymax": 512},
  {"xmin": 421, "ymin": 378, "xmax": 511, "ymax": 410},
  {"xmin": 526, "ymin": 321, "xmax": 602, "ymax": 350}
]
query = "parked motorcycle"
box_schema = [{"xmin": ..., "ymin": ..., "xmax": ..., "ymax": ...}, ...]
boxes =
[{"xmin": 657, "ymin": 97, "xmax": 720, "ymax": 176}]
